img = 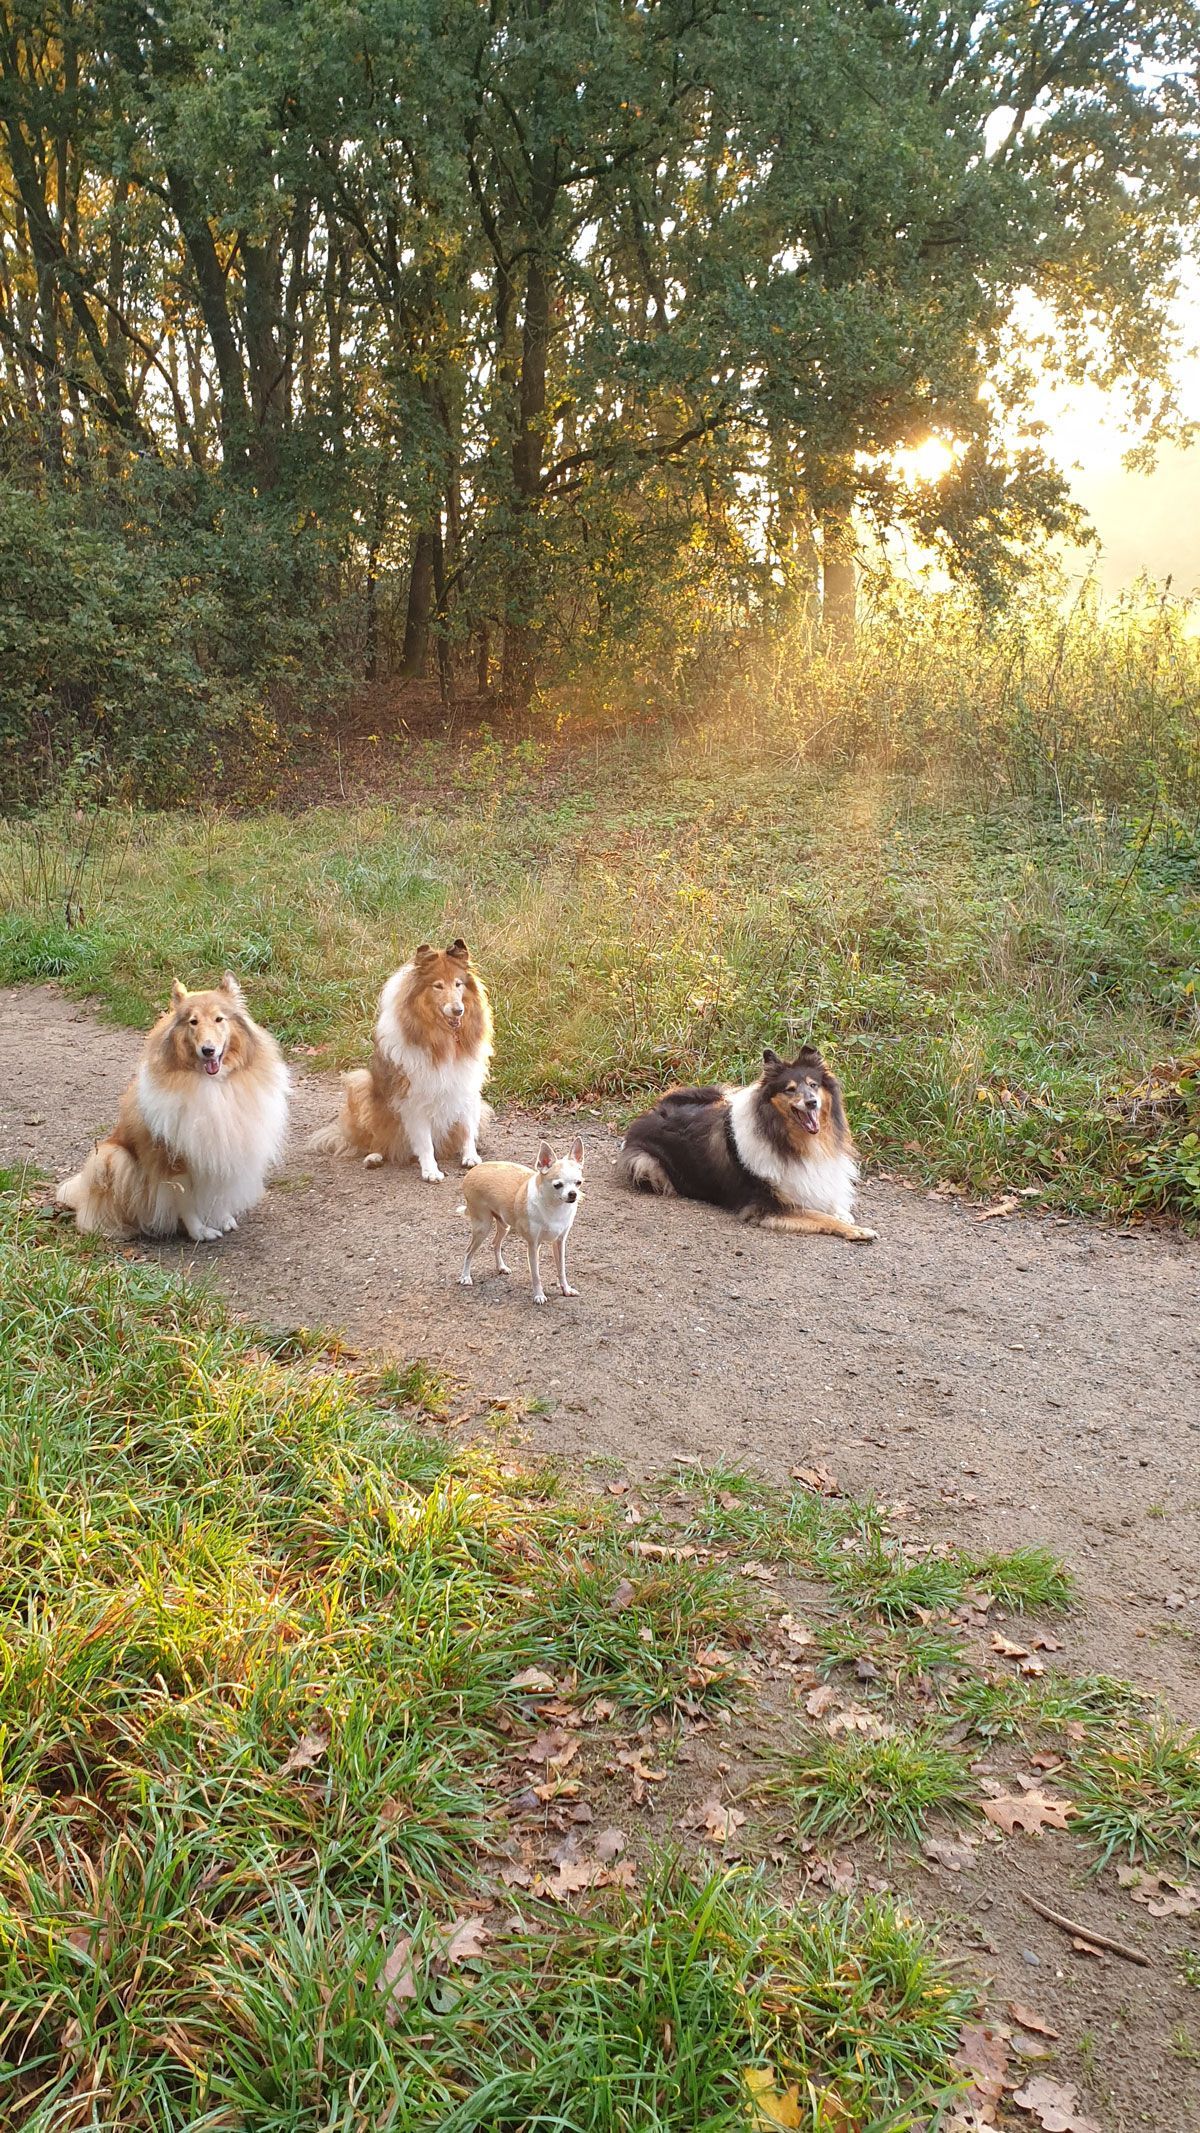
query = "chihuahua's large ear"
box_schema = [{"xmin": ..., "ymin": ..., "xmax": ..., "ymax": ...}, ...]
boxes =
[
  {"xmin": 170, "ymin": 978, "xmax": 188, "ymax": 1010},
  {"xmin": 762, "ymin": 1048, "xmax": 781, "ymax": 1067},
  {"xmin": 535, "ymin": 1141, "xmax": 555, "ymax": 1171},
  {"xmin": 446, "ymin": 937, "xmax": 470, "ymax": 962},
  {"xmin": 569, "ymin": 1136, "xmax": 584, "ymax": 1164},
  {"xmin": 219, "ymin": 971, "xmax": 244, "ymax": 1002}
]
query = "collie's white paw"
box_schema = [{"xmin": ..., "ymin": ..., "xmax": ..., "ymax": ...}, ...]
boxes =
[
  {"xmin": 849, "ymin": 1225, "xmax": 878, "ymax": 1244},
  {"xmin": 187, "ymin": 1222, "xmax": 223, "ymax": 1243},
  {"xmin": 221, "ymin": 1214, "xmax": 239, "ymax": 1233},
  {"xmin": 363, "ymin": 1152, "xmax": 384, "ymax": 1169},
  {"xmin": 420, "ymin": 1165, "xmax": 445, "ymax": 1183},
  {"xmin": 461, "ymin": 1148, "xmax": 482, "ymax": 1168}
]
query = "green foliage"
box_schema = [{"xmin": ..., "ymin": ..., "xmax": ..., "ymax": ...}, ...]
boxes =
[
  {"xmin": 0, "ymin": 473, "xmax": 346, "ymax": 806},
  {"xmin": 1067, "ymin": 1723, "xmax": 1200, "ymax": 1869}
]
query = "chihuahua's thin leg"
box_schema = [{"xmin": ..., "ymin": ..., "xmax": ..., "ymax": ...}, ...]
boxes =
[
  {"xmin": 553, "ymin": 1234, "xmax": 579, "ymax": 1297},
  {"xmin": 527, "ymin": 1237, "xmax": 547, "ymax": 1305},
  {"xmin": 460, "ymin": 1217, "xmax": 489, "ymax": 1286},
  {"xmin": 493, "ymin": 1215, "xmax": 511, "ymax": 1275}
]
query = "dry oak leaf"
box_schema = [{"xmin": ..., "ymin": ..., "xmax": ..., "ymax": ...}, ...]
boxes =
[
  {"xmin": 1008, "ymin": 2004, "xmax": 1060, "ymax": 2041},
  {"xmin": 805, "ymin": 1684, "xmax": 839, "ymax": 1719},
  {"xmin": 953, "ymin": 2020, "xmax": 1011, "ymax": 2116},
  {"xmin": 980, "ymin": 1787, "xmax": 1074, "ymax": 1836},
  {"xmin": 977, "ymin": 1195, "xmax": 1019, "ymax": 1221},
  {"xmin": 777, "ymin": 1614, "xmax": 815, "ymax": 1648},
  {"xmin": 792, "ymin": 1464, "xmax": 842, "ymax": 1496},
  {"xmin": 1117, "ymin": 1866, "xmax": 1200, "ymax": 1917},
  {"xmin": 743, "ymin": 2066, "xmax": 804, "ymax": 2128},
  {"xmin": 991, "ymin": 1633, "xmax": 1030, "ymax": 1659},
  {"xmin": 1011, "ymin": 2076, "xmax": 1100, "ymax": 2133},
  {"xmin": 278, "ymin": 1722, "xmax": 330, "ymax": 1778},
  {"xmin": 700, "ymin": 1800, "xmax": 747, "ymax": 1845},
  {"xmin": 923, "ymin": 1833, "xmax": 980, "ymax": 1872},
  {"xmin": 594, "ymin": 1826, "xmax": 626, "ymax": 1862},
  {"xmin": 379, "ymin": 1935, "xmax": 417, "ymax": 2022},
  {"xmin": 440, "ymin": 1915, "xmax": 490, "ymax": 1966},
  {"xmin": 509, "ymin": 1666, "xmax": 558, "ymax": 1693}
]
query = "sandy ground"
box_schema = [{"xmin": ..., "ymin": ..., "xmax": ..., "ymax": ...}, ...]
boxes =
[{"xmin": 5, "ymin": 982, "xmax": 1200, "ymax": 2131}]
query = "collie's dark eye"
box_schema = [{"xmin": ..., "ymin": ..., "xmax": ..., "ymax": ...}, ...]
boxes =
[{"xmin": 189, "ymin": 1016, "xmax": 198, "ymax": 1027}]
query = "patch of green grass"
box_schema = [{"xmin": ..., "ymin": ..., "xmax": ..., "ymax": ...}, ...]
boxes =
[
  {"xmin": 817, "ymin": 1617, "xmax": 967, "ymax": 1684},
  {"xmin": 954, "ymin": 1670, "xmax": 1144, "ymax": 1743},
  {"xmin": 375, "ymin": 1355, "xmax": 456, "ymax": 1418},
  {"xmin": 1180, "ymin": 1948, "xmax": 1200, "ymax": 1992},
  {"xmin": 1067, "ymin": 1721, "xmax": 1200, "ymax": 1869},
  {"xmin": 782, "ymin": 1728, "xmax": 973, "ymax": 1849},
  {"xmin": 964, "ymin": 1546, "xmax": 1076, "ymax": 1613},
  {"xmin": 823, "ymin": 1528, "xmax": 971, "ymax": 1623},
  {"xmin": 2, "ymin": 754, "xmax": 1198, "ymax": 1217},
  {"xmin": 0, "ymin": 1192, "xmax": 981, "ymax": 2130}
]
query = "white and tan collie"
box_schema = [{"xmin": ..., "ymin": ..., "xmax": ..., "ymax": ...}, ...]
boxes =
[
  {"xmin": 620, "ymin": 1045, "xmax": 876, "ymax": 1242},
  {"xmin": 56, "ymin": 974, "xmax": 290, "ymax": 1241},
  {"xmin": 310, "ymin": 939, "xmax": 493, "ymax": 1181}
]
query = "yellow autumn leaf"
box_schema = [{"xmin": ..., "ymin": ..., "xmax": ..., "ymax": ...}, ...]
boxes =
[{"xmin": 743, "ymin": 2066, "xmax": 804, "ymax": 2128}]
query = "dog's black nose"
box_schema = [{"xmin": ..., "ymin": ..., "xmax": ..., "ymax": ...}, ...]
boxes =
[
  {"xmin": 201, "ymin": 1043, "xmax": 217, "ymax": 1058},
  {"xmin": 566, "ymin": 1190, "xmax": 577, "ymax": 1202}
]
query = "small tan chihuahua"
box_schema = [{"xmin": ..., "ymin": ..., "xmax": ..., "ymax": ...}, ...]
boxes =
[{"xmin": 458, "ymin": 1139, "xmax": 585, "ymax": 1304}]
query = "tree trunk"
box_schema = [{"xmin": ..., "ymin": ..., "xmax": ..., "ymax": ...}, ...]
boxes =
[
  {"xmin": 821, "ymin": 507, "xmax": 856, "ymax": 658},
  {"xmin": 401, "ymin": 525, "xmax": 437, "ymax": 679}
]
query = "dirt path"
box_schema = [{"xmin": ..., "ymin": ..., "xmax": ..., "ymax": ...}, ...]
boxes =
[{"xmin": 4, "ymin": 984, "xmax": 1198, "ymax": 1715}]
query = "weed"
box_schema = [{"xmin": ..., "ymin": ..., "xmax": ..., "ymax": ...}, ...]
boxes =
[
  {"xmin": 817, "ymin": 1618, "xmax": 967, "ymax": 1683},
  {"xmin": 1180, "ymin": 1949, "xmax": 1200, "ymax": 1992},
  {"xmin": 964, "ymin": 1546, "xmax": 1076, "ymax": 1613},
  {"xmin": 955, "ymin": 1671, "xmax": 1144, "ymax": 1743}
]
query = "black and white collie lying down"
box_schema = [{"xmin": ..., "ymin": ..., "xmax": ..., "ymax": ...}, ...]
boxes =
[{"xmin": 619, "ymin": 1046, "xmax": 877, "ymax": 1243}]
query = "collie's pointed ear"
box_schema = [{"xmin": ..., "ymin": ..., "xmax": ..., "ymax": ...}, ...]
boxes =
[
  {"xmin": 535, "ymin": 1141, "xmax": 555, "ymax": 1171},
  {"xmin": 446, "ymin": 937, "xmax": 470, "ymax": 962},
  {"xmin": 413, "ymin": 943, "xmax": 434, "ymax": 962},
  {"xmin": 762, "ymin": 1048, "xmax": 781, "ymax": 1067},
  {"xmin": 569, "ymin": 1137, "xmax": 584, "ymax": 1164},
  {"xmin": 797, "ymin": 1043, "xmax": 823, "ymax": 1068},
  {"xmin": 219, "ymin": 971, "xmax": 243, "ymax": 1002},
  {"xmin": 170, "ymin": 978, "xmax": 188, "ymax": 1010}
]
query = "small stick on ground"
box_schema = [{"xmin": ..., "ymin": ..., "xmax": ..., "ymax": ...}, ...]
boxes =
[{"xmin": 1020, "ymin": 1891, "xmax": 1152, "ymax": 1967}]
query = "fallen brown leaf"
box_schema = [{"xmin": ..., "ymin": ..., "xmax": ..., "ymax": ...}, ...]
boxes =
[
  {"xmin": 980, "ymin": 1787, "xmax": 1074, "ymax": 1836},
  {"xmin": 1008, "ymin": 2004, "xmax": 1060, "ymax": 2040},
  {"xmin": 923, "ymin": 1833, "xmax": 980, "ymax": 1872},
  {"xmin": 977, "ymin": 1195, "xmax": 1019, "ymax": 1221},
  {"xmin": 380, "ymin": 1934, "xmax": 417, "ymax": 2021},
  {"xmin": 953, "ymin": 2020, "xmax": 1010, "ymax": 2117},
  {"xmin": 441, "ymin": 1915, "xmax": 490, "ymax": 1965},
  {"xmin": 991, "ymin": 1633, "xmax": 1030, "ymax": 1658},
  {"xmin": 1117, "ymin": 1866, "xmax": 1200, "ymax": 1917},
  {"xmin": 805, "ymin": 1684, "xmax": 838, "ymax": 1719},
  {"xmin": 594, "ymin": 1826, "xmax": 626, "ymax": 1862},
  {"xmin": 700, "ymin": 1799, "xmax": 746, "ymax": 1845},
  {"xmin": 1011, "ymin": 2075, "xmax": 1101, "ymax": 2133},
  {"xmin": 509, "ymin": 1666, "xmax": 558, "ymax": 1693},
  {"xmin": 610, "ymin": 1578, "xmax": 637, "ymax": 1611},
  {"xmin": 278, "ymin": 1721, "xmax": 330, "ymax": 1779},
  {"xmin": 792, "ymin": 1463, "xmax": 842, "ymax": 1496}
]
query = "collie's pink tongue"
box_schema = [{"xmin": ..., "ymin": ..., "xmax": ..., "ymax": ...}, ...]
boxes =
[
  {"xmin": 204, "ymin": 1057, "xmax": 221, "ymax": 1077},
  {"xmin": 801, "ymin": 1112, "xmax": 819, "ymax": 1134}
]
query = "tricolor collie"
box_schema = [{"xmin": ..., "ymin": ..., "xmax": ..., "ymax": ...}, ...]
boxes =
[
  {"xmin": 56, "ymin": 975, "xmax": 290, "ymax": 1241},
  {"xmin": 311, "ymin": 940, "xmax": 493, "ymax": 1181},
  {"xmin": 620, "ymin": 1046, "xmax": 876, "ymax": 1243}
]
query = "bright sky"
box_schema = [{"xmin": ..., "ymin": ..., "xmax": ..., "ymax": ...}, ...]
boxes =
[{"xmin": 1016, "ymin": 275, "xmax": 1200, "ymax": 596}]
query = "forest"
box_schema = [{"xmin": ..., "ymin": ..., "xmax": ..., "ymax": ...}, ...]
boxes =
[{"xmin": 2, "ymin": 0, "xmax": 1199, "ymax": 799}]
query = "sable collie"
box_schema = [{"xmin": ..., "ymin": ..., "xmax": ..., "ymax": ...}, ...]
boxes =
[
  {"xmin": 620, "ymin": 1046, "xmax": 876, "ymax": 1243},
  {"xmin": 56, "ymin": 974, "xmax": 290, "ymax": 1241},
  {"xmin": 310, "ymin": 940, "xmax": 493, "ymax": 1181},
  {"xmin": 459, "ymin": 1139, "xmax": 585, "ymax": 1304}
]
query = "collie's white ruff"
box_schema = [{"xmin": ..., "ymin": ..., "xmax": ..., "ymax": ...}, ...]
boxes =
[
  {"xmin": 375, "ymin": 961, "xmax": 491, "ymax": 1178},
  {"xmin": 726, "ymin": 1085, "xmax": 858, "ymax": 1223},
  {"xmin": 135, "ymin": 1055, "xmax": 291, "ymax": 1236}
]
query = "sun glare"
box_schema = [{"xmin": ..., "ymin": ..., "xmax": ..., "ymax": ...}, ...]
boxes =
[{"xmin": 894, "ymin": 437, "xmax": 958, "ymax": 487}]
